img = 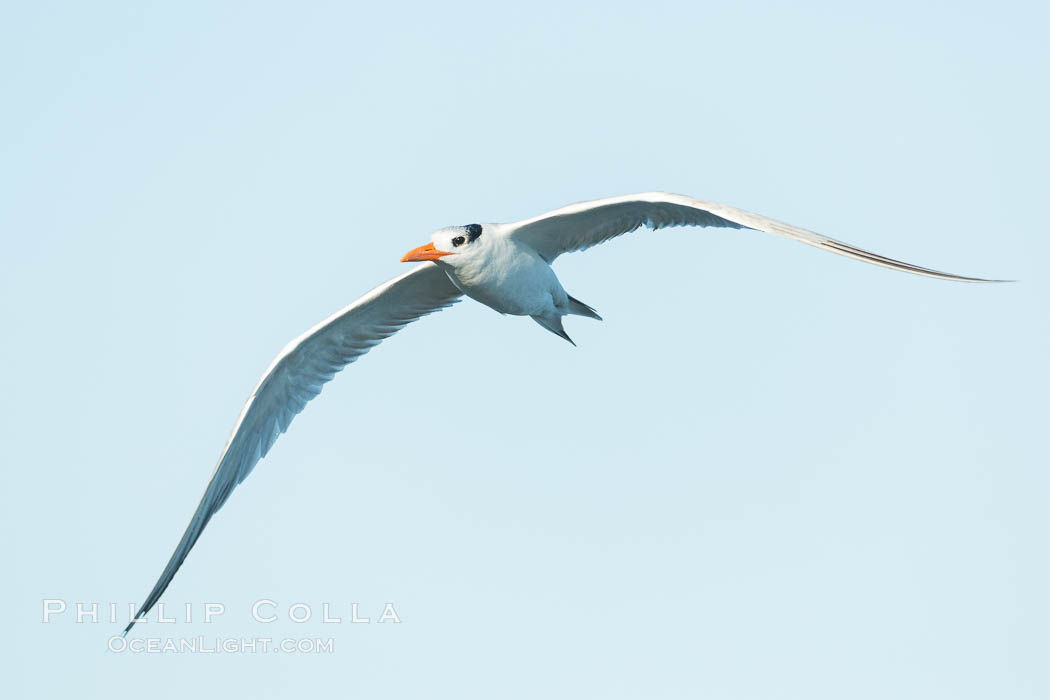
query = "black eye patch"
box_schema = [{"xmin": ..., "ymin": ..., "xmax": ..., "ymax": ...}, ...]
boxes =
[{"xmin": 465, "ymin": 224, "xmax": 482, "ymax": 242}]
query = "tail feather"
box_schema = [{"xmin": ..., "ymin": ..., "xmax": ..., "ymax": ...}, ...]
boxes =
[
  {"xmin": 531, "ymin": 315, "xmax": 576, "ymax": 345},
  {"xmin": 566, "ymin": 295, "xmax": 602, "ymax": 320}
]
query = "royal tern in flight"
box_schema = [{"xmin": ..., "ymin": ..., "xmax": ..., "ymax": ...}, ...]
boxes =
[{"xmin": 123, "ymin": 192, "xmax": 996, "ymax": 634}]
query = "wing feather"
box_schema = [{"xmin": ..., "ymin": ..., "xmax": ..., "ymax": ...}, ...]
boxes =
[
  {"xmin": 507, "ymin": 192, "xmax": 997, "ymax": 282},
  {"xmin": 124, "ymin": 263, "xmax": 460, "ymax": 634}
]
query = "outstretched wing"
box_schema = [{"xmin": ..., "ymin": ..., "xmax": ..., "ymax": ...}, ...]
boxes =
[
  {"xmin": 124, "ymin": 263, "xmax": 461, "ymax": 634},
  {"xmin": 507, "ymin": 192, "xmax": 996, "ymax": 282}
]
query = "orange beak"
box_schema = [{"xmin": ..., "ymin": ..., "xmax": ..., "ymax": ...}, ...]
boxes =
[{"xmin": 401, "ymin": 242, "xmax": 452, "ymax": 263}]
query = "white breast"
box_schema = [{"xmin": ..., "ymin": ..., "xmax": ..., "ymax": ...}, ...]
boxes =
[{"xmin": 444, "ymin": 235, "xmax": 566, "ymax": 317}]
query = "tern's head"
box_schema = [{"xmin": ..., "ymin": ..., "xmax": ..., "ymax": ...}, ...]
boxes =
[{"xmin": 401, "ymin": 224, "xmax": 484, "ymax": 266}]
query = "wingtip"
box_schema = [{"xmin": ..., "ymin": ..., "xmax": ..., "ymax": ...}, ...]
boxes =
[
  {"xmin": 961, "ymin": 277, "xmax": 1015, "ymax": 284},
  {"xmin": 122, "ymin": 615, "xmax": 141, "ymax": 637}
]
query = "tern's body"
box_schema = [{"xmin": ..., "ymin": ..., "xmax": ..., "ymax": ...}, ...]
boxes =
[
  {"xmin": 442, "ymin": 226, "xmax": 559, "ymax": 316},
  {"xmin": 122, "ymin": 192, "xmax": 998, "ymax": 635}
]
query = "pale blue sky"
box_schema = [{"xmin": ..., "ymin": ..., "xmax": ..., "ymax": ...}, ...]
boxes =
[{"xmin": 3, "ymin": 1, "xmax": 1047, "ymax": 698}]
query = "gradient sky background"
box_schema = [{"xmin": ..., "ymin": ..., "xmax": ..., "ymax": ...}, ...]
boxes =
[{"xmin": 3, "ymin": 1, "xmax": 1047, "ymax": 698}]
